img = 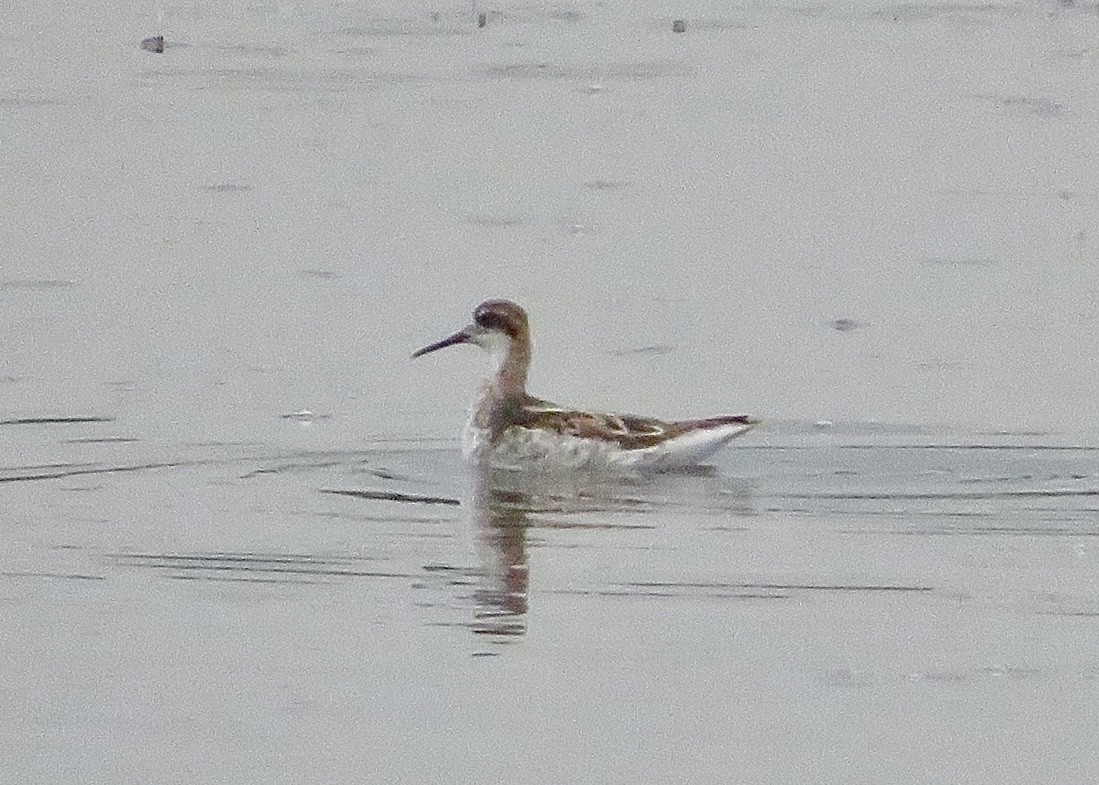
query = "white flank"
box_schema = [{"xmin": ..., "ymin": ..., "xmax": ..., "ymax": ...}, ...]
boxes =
[{"xmin": 462, "ymin": 417, "xmax": 755, "ymax": 473}]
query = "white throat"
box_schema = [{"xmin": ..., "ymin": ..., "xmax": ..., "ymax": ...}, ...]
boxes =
[{"xmin": 470, "ymin": 330, "xmax": 513, "ymax": 376}]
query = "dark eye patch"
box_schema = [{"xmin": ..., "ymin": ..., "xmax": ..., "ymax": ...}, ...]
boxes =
[{"xmin": 474, "ymin": 308, "xmax": 506, "ymax": 330}]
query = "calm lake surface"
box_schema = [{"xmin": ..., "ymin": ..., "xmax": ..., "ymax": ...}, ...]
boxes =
[{"xmin": 4, "ymin": 1, "xmax": 1099, "ymax": 782}]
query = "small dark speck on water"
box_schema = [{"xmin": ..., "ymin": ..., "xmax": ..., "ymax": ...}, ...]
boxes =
[
  {"xmin": 608, "ymin": 344, "xmax": 676, "ymax": 357},
  {"xmin": 202, "ymin": 183, "xmax": 252, "ymax": 193},
  {"xmin": 140, "ymin": 36, "xmax": 165, "ymax": 54},
  {"xmin": 550, "ymin": 9, "xmax": 584, "ymax": 22},
  {"xmin": 300, "ymin": 269, "xmax": 340, "ymax": 280},
  {"xmin": 583, "ymin": 179, "xmax": 631, "ymax": 191},
  {"xmin": 468, "ymin": 214, "xmax": 523, "ymax": 227},
  {"xmin": 280, "ymin": 409, "xmax": 333, "ymax": 422},
  {"xmin": 0, "ymin": 279, "xmax": 76, "ymax": 290},
  {"xmin": 995, "ymin": 95, "xmax": 1064, "ymax": 117},
  {"xmin": 831, "ymin": 318, "xmax": 861, "ymax": 332},
  {"xmin": 922, "ymin": 257, "xmax": 996, "ymax": 268}
]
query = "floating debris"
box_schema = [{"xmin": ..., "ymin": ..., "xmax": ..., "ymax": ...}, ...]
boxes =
[
  {"xmin": 140, "ymin": 35, "xmax": 165, "ymax": 54},
  {"xmin": 280, "ymin": 409, "xmax": 332, "ymax": 425},
  {"xmin": 672, "ymin": 19, "xmax": 687, "ymax": 33},
  {"xmin": 830, "ymin": 317, "xmax": 861, "ymax": 332}
]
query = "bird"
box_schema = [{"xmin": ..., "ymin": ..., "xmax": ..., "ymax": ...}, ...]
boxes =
[{"xmin": 412, "ymin": 299, "xmax": 758, "ymax": 471}]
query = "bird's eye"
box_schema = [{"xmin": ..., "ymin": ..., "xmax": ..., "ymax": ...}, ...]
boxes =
[{"xmin": 474, "ymin": 309, "xmax": 504, "ymax": 330}]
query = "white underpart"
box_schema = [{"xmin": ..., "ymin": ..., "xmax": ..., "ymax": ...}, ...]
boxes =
[{"xmin": 461, "ymin": 380, "xmax": 496, "ymax": 459}]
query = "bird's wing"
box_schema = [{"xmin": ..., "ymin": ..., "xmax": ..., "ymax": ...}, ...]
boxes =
[{"xmin": 516, "ymin": 397, "xmax": 755, "ymax": 450}]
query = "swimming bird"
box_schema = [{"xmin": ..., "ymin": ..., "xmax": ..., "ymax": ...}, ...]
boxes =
[{"xmin": 412, "ymin": 299, "xmax": 758, "ymax": 471}]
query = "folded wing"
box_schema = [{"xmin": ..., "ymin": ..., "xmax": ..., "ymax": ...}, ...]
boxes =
[{"xmin": 517, "ymin": 396, "xmax": 758, "ymax": 451}]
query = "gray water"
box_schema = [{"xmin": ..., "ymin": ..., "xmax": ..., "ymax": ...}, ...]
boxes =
[{"xmin": 4, "ymin": 1, "xmax": 1099, "ymax": 783}]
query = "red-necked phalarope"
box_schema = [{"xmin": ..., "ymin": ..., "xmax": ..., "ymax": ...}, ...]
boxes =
[{"xmin": 413, "ymin": 299, "xmax": 759, "ymax": 471}]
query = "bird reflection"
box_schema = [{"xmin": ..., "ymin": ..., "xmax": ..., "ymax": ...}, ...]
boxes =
[
  {"xmin": 460, "ymin": 463, "xmax": 757, "ymax": 643},
  {"xmin": 461, "ymin": 465, "xmax": 660, "ymax": 640},
  {"xmin": 467, "ymin": 468, "xmax": 533, "ymax": 638}
]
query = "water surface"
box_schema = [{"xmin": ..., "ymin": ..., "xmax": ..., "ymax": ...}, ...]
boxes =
[{"xmin": 3, "ymin": 1, "xmax": 1099, "ymax": 782}]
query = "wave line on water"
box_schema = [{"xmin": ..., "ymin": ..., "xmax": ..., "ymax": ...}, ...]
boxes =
[
  {"xmin": 0, "ymin": 461, "xmax": 194, "ymax": 483},
  {"xmin": 618, "ymin": 580, "xmax": 934, "ymax": 593},
  {"xmin": 0, "ymin": 415, "xmax": 113, "ymax": 426},
  {"xmin": 786, "ymin": 488, "xmax": 1099, "ymax": 501},
  {"xmin": 322, "ymin": 488, "xmax": 460, "ymax": 506}
]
